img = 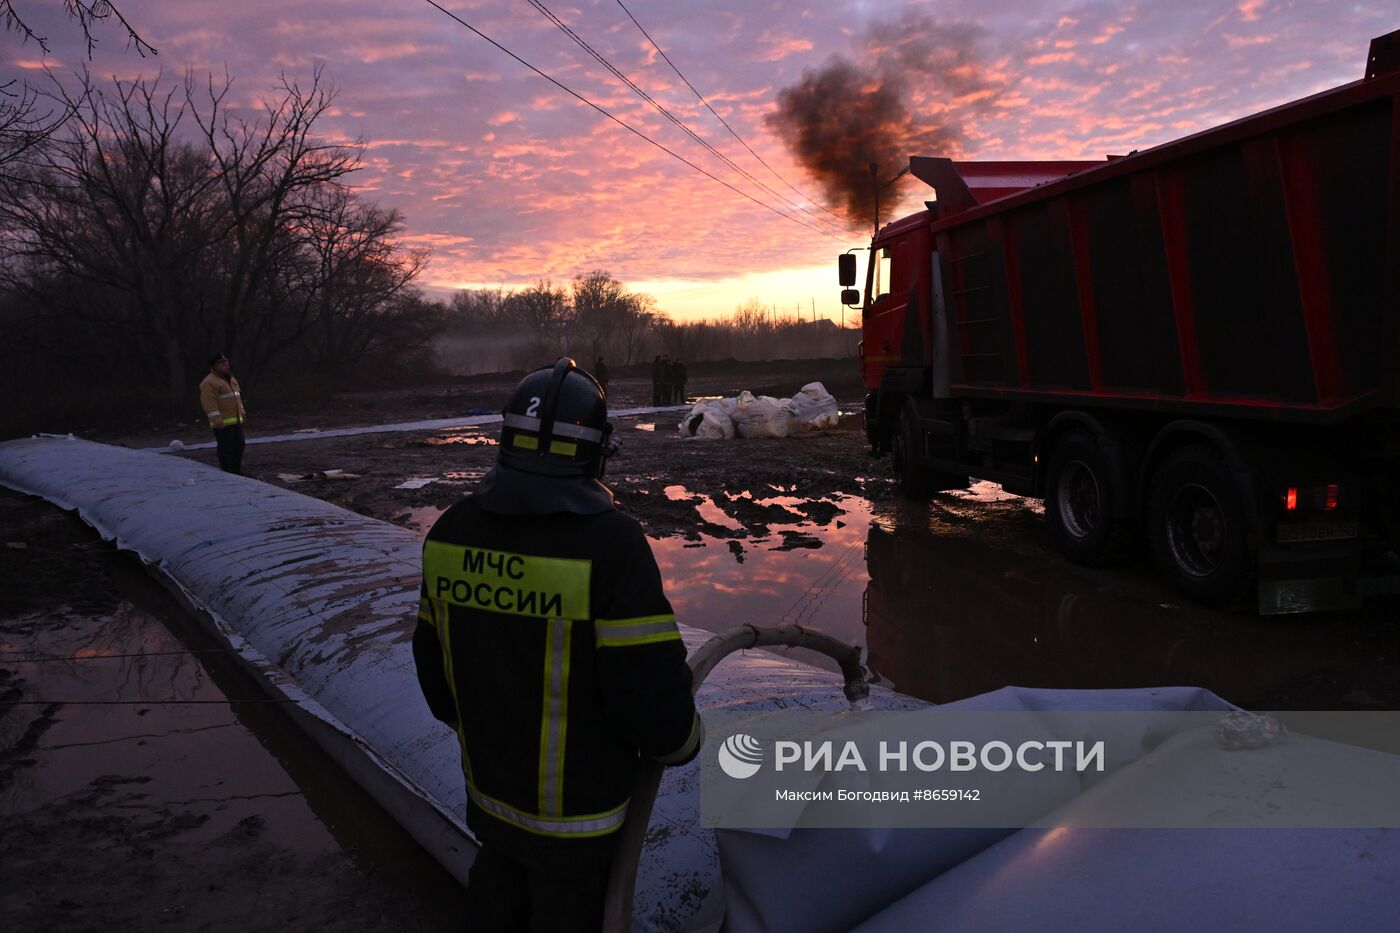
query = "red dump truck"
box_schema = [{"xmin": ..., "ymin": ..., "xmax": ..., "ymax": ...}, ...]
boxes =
[{"xmin": 845, "ymin": 30, "xmax": 1400, "ymax": 613}]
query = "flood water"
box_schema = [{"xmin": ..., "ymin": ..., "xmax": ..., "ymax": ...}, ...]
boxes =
[
  {"xmin": 0, "ymin": 492, "xmax": 466, "ymax": 929},
  {"xmin": 408, "ymin": 480, "xmax": 1399, "ymax": 710}
]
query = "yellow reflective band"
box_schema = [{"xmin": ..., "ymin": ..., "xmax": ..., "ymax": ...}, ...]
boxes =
[
  {"xmin": 655, "ymin": 713, "xmax": 705, "ymax": 765},
  {"xmin": 424, "ymin": 541, "xmax": 591, "ymax": 621},
  {"xmin": 538, "ymin": 618, "xmax": 571, "ymax": 817},
  {"xmin": 511, "ymin": 435, "xmax": 578, "ymax": 457},
  {"xmin": 434, "ymin": 597, "xmax": 471, "ymax": 773},
  {"xmin": 595, "ymin": 614, "xmax": 680, "ymax": 648},
  {"xmin": 467, "ymin": 780, "xmax": 627, "ymax": 838}
]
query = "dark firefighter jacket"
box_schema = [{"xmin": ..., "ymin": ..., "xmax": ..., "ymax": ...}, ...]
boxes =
[{"xmin": 413, "ymin": 497, "xmax": 703, "ymax": 842}]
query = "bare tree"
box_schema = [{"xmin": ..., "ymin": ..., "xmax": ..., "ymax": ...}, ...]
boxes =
[
  {"xmin": 2, "ymin": 1, "xmax": 155, "ymax": 58},
  {"xmin": 295, "ymin": 189, "xmax": 429, "ymax": 372},
  {"xmin": 507, "ymin": 280, "xmax": 570, "ymax": 366},
  {"xmin": 1, "ymin": 74, "xmax": 226, "ymax": 403},
  {"xmin": 1, "ymin": 2, "xmax": 155, "ymax": 176},
  {"xmin": 188, "ymin": 66, "xmax": 362, "ymax": 364},
  {"xmin": 571, "ymin": 269, "xmax": 657, "ymax": 365},
  {"xmin": 1, "ymin": 67, "xmax": 427, "ymax": 413}
]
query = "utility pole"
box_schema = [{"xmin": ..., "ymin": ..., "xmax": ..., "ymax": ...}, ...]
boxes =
[{"xmin": 811, "ymin": 297, "xmax": 816, "ymax": 324}]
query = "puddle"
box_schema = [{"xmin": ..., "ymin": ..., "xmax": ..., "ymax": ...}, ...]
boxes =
[
  {"xmin": 423, "ymin": 432, "xmax": 496, "ymax": 446},
  {"xmin": 386, "ymin": 485, "xmax": 1400, "ymax": 711},
  {"xmin": 0, "ymin": 492, "xmax": 469, "ymax": 929},
  {"xmin": 634, "ymin": 423, "xmax": 656, "ymax": 432},
  {"xmin": 401, "ymin": 506, "xmax": 448, "ymax": 535},
  {"xmin": 0, "ymin": 604, "xmax": 328, "ymax": 840},
  {"xmin": 650, "ymin": 496, "xmax": 874, "ymax": 664}
]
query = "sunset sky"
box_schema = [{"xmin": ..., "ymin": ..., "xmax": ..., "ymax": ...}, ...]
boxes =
[{"xmin": 8, "ymin": 1, "xmax": 1394, "ymax": 322}]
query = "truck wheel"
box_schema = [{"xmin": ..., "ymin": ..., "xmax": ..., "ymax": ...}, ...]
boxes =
[
  {"xmin": 1045, "ymin": 430, "xmax": 1134, "ymax": 567},
  {"xmin": 1147, "ymin": 446, "xmax": 1252, "ymax": 607},
  {"xmin": 892, "ymin": 405, "xmax": 931, "ymax": 499}
]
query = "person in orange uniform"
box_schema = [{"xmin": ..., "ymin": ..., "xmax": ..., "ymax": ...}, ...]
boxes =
[{"xmin": 198, "ymin": 354, "xmax": 247, "ymax": 475}]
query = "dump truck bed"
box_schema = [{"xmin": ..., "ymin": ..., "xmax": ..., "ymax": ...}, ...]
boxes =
[{"xmin": 907, "ymin": 68, "xmax": 1399, "ymax": 424}]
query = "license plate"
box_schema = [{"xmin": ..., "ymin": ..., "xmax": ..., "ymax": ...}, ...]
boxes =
[{"xmin": 1277, "ymin": 521, "xmax": 1358, "ymax": 544}]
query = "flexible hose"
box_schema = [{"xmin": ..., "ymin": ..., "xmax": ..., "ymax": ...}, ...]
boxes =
[{"xmin": 601, "ymin": 624, "xmax": 870, "ymax": 931}]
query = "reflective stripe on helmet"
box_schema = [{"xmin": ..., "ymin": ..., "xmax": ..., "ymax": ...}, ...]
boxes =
[
  {"xmin": 504, "ymin": 413, "xmax": 604, "ymax": 443},
  {"xmin": 511, "ymin": 435, "xmax": 578, "ymax": 457}
]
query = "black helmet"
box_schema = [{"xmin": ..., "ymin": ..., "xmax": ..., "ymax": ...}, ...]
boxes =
[{"xmin": 475, "ymin": 359, "xmax": 617, "ymax": 515}]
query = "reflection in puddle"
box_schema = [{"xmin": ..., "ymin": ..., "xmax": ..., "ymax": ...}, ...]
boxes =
[
  {"xmin": 390, "ymin": 482, "xmax": 1398, "ymax": 711},
  {"xmin": 402, "ymin": 506, "xmax": 447, "ymax": 535},
  {"xmin": 0, "ymin": 602, "xmax": 338, "ymax": 853},
  {"xmin": 634, "ymin": 423, "xmax": 656, "ymax": 432},
  {"xmin": 651, "ymin": 497, "xmax": 873, "ymax": 664},
  {"xmin": 862, "ymin": 509, "xmax": 1398, "ymax": 708},
  {"xmin": 423, "ymin": 433, "xmax": 497, "ymax": 446}
]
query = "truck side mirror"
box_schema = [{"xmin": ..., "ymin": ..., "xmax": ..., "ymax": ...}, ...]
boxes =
[
  {"xmin": 838, "ymin": 253, "xmax": 857, "ymax": 287},
  {"xmin": 841, "ymin": 288, "xmax": 861, "ymax": 306}
]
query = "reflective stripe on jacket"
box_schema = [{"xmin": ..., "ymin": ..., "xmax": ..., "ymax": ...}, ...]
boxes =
[
  {"xmin": 199, "ymin": 373, "xmax": 245, "ymax": 428},
  {"xmin": 412, "ymin": 498, "xmax": 702, "ymax": 841}
]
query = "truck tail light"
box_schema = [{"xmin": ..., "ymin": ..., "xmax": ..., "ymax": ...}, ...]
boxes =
[
  {"xmin": 1285, "ymin": 487, "xmax": 1298, "ymax": 510},
  {"xmin": 1325, "ymin": 483, "xmax": 1339, "ymax": 510}
]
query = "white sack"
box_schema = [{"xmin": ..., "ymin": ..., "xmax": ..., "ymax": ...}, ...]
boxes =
[
  {"xmin": 733, "ymin": 391, "xmax": 796, "ymax": 439},
  {"xmin": 788, "ymin": 382, "xmax": 840, "ymax": 435},
  {"xmin": 679, "ymin": 401, "xmax": 736, "ymax": 441}
]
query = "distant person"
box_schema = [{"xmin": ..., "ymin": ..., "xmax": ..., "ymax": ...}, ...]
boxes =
[
  {"xmin": 651, "ymin": 354, "xmax": 666, "ymax": 407},
  {"xmin": 663, "ymin": 355, "xmax": 679, "ymax": 405},
  {"xmin": 594, "ymin": 355, "xmax": 610, "ymax": 396},
  {"xmin": 199, "ymin": 354, "xmax": 246, "ymax": 475},
  {"xmin": 674, "ymin": 357, "xmax": 687, "ymax": 405},
  {"xmin": 413, "ymin": 359, "xmax": 702, "ymax": 932}
]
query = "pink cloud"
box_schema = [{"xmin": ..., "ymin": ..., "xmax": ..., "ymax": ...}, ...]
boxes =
[{"xmin": 1239, "ymin": 0, "xmax": 1268, "ymax": 23}]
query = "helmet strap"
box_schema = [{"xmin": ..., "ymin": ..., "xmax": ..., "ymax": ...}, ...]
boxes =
[{"xmin": 535, "ymin": 358, "xmax": 575, "ymax": 459}]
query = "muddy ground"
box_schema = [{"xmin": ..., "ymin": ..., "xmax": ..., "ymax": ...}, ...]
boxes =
[
  {"xmin": 159, "ymin": 368, "xmax": 889, "ymax": 546},
  {"xmin": 152, "ymin": 367, "xmax": 1400, "ymax": 713},
  {"xmin": 7, "ymin": 360, "xmax": 1400, "ymax": 928}
]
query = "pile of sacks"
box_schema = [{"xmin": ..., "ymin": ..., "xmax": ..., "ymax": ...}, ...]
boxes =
[{"xmin": 678, "ymin": 382, "xmax": 841, "ymax": 440}]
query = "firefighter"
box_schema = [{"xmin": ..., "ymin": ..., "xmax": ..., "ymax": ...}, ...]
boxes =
[
  {"xmin": 674, "ymin": 356, "xmax": 687, "ymax": 406},
  {"xmin": 413, "ymin": 358, "xmax": 703, "ymax": 932},
  {"xmin": 198, "ymin": 354, "xmax": 247, "ymax": 475}
]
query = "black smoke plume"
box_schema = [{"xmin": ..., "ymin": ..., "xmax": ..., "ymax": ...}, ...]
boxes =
[{"xmin": 766, "ymin": 14, "xmax": 995, "ymax": 227}]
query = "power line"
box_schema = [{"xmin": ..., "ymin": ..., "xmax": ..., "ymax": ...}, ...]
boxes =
[
  {"xmin": 418, "ymin": 0, "xmax": 848, "ymax": 243},
  {"xmin": 613, "ymin": 0, "xmax": 848, "ymax": 225},
  {"xmin": 524, "ymin": 0, "xmax": 850, "ymax": 236}
]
